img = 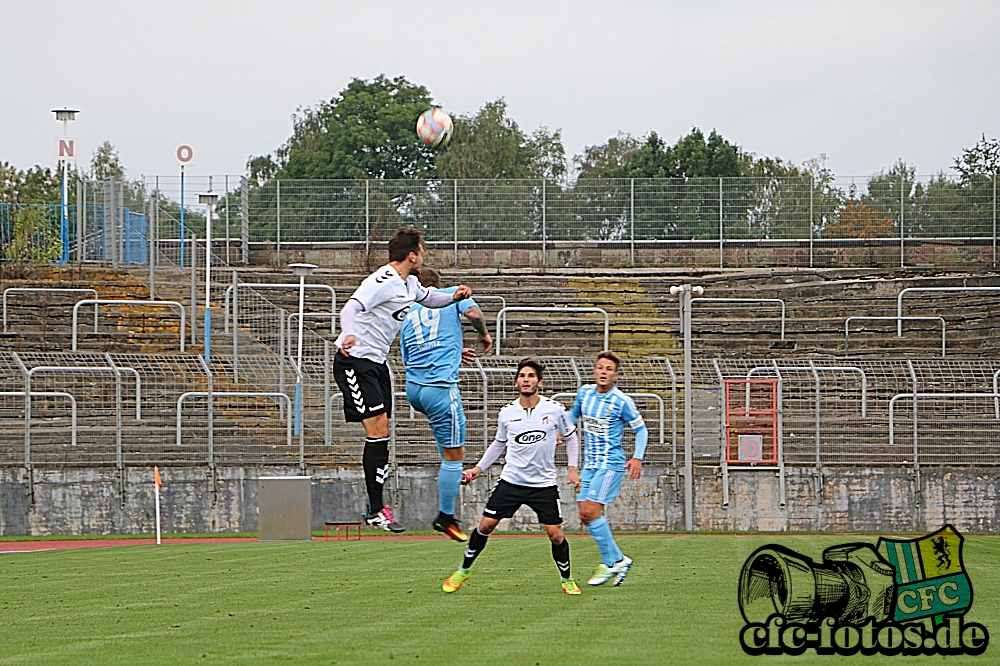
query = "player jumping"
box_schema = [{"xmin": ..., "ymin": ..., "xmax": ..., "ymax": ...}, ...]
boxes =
[
  {"xmin": 442, "ymin": 358, "xmax": 582, "ymax": 595},
  {"xmin": 569, "ymin": 351, "xmax": 648, "ymax": 586},
  {"xmin": 334, "ymin": 228, "xmax": 472, "ymax": 533},
  {"xmin": 400, "ymin": 267, "xmax": 492, "ymax": 542}
]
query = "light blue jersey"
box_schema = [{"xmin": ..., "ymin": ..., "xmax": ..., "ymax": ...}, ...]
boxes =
[
  {"xmin": 569, "ymin": 385, "xmax": 647, "ymax": 470},
  {"xmin": 400, "ymin": 287, "xmax": 476, "ymax": 387}
]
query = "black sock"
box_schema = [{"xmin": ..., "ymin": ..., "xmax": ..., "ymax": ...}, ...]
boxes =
[
  {"xmin": 552, "ymin": 538, "xmax": 571, "ymax": 579},
  {"xmin": 462, "ymin": 527, "xmax": 490, "ymax": 570},
  {"xmin": 362, "ymin": 437, "xmax": 390, "ymax": 513}
]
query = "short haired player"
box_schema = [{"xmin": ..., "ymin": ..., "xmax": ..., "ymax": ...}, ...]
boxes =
[
  {"xmin": 442, "ymin": 359, "xmax": 583, "ymax": 595},
  {"xmin": 334, "ymin": 228, "xmax": 473, "ymax": 532},
  {"xmin": 400, "ymin": 268, "xmax": 492, "ymax": 541},
  {"xmin": 569, "ymin": 351, "xmax": 648, "ymax": 585}
]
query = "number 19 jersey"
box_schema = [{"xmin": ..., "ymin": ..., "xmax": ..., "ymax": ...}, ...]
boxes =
[{"xmin": 400, "ymin": 287, "xmax": 477, "ymax": 386}]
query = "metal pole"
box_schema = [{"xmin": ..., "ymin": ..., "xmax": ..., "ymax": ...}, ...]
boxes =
[
  {"xmin": 993, "ymin": 172, "xmax": 997, "ymax": 268},
  {"xmin": 295, "ymin": 274, "xmax": 305, "ymax": 437},
  {"xmin": 225, "ymin": 174, "xmax": 231, "ymax": 265},
  {"xmin": 180, "ymin": 165, "xmax": 185, "ymax": 269},
  {"xmin": 60, "ymin": 126, "xmax": 68, "ymax": 265},
  {"xmin": 681, "ymin": 285, "xmax": 694, "ymax": 530},
  {"xmin": 204, "ymin": 200, "xmax": 213, "ymax": 364},
  {"xmin": 541, "ymin": 179, "xmax": 547, "ymax": 268},
  {"xmin": 324, "ymin": 340, "xmax": 331, "ymax": 446},
  {"xmin": 719, "ymin": 178, "xmax": 724, "ymax": 268},
  {"xmin": 900, "ymin": 175, "xmax": 905, "ymax": 268},
  {"xmin": 809, "ymin": 175, "xmax": 814, "ymax": 268},
  {"xmin": 149, "ymin": 187, "xmax": 156, "ymax": 300},
  {"xmin": 365, "ymin": 179, "xmax": 370, "ymax": 261},
  {"xmin": 76, "ymin": 176, "xmax": 84, "ymax": 262},
  {"xmin": 454, "ymin": 179, "xmax": 458, "ymax": 267},
  {"xmin": 630, "ymin": 178, "xmax": 635, "ymax": 266},
  {"xmin": 190, "ymin": 229, "xmax": 197, "ymax": 346},
  {"xmin": 276, "ymin": 179, "xmax": 281, "ymax": 260},
  {"xmin": 232, "ymin": 269, "xmax": 239, "ymax": 384}
]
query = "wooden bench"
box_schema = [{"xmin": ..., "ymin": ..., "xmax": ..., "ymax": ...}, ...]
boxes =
[{"xmin": 324, "ymin": 521, "xmax": 362, "ymax": 541}]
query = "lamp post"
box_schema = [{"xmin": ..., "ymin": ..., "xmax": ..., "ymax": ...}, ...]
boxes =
[
  {"xmin": 289, "ymin": 262, "xmax": 317, "ymax": 437},
  {"xmin": 199, "ymin": 193, "xmax": 218, "ymax": 363},
  {"xmin": 52, "ymin": 108, "xmax": 79, "ymax": 264},
  {"xmin": 670, "ymin": 283, "xmax": 704, "ymax": 531}
]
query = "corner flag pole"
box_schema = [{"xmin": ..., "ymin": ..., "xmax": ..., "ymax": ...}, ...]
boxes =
[{"xmin": 154, "ymin": 466, "xmax": 162, "ymax": 545}]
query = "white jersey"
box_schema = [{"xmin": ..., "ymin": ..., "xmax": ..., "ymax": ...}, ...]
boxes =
[
  {"xmin": 495, "ymin": 396, "xmax": 576, "ymax": 488},
  {"xmin": 334, "ymin": 264, "xmax": 430, "ymax": 364}
]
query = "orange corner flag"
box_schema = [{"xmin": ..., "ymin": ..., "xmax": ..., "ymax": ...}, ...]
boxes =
[{"xmin": 154, "ymin": 466, "xmax": 162, "ymax": 488}]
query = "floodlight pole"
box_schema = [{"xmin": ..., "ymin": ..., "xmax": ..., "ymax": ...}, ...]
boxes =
[
  {"xmin": 180, "ymin": 166, "xmax": 186, "ymax": 269},
  {"xmin": 670, "ymin": 283, "xmax": 703, "ymax": 532},
  {"xmin": 199, "ymin": 193, "xmax": 218, "ymax": 363},
  {"xmin": 52, "ymin": 108, "xmax": 78, "ymax": 265},
  {"xmin": 289, "ymin": 263, "xmax": 317, "ymax": 438}
]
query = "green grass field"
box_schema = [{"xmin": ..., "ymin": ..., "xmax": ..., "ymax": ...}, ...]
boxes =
[{"xmin": 0, "ymin": 534, "xmax": 997, "ymax": 665}]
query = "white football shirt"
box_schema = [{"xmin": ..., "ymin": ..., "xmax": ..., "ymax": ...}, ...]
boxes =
[
  {"xmin": 334, "ymin": 264, "xmax": 430, "ymax": 363},
  {"xmin": 495, "ymin": 395, "xmax": 576, "ymax": 488}
]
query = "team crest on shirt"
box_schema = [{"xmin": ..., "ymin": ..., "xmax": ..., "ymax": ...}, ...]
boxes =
[{"xmin": 541, "ymin": 415, "xmax": 550, "ymax": 425}]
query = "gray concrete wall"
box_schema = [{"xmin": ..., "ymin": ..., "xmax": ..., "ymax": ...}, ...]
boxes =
[{"xmin": 1, "ymin": 465, "xmax": 998, "ymax": 535}]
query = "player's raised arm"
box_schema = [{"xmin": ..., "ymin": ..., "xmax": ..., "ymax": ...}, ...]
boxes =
[
  {"xmin": 417, "ymin": 284, "xmax": 473, "ymax": 308},
  {"xmin": 462, "ymin": 305, "xmax": 493, "ymax": 354}
]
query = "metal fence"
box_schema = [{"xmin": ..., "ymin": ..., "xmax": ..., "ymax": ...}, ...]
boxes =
[
  {"xmin": 140, "ymin": 174, "xmax": 999, "ymax": 268},
  {"xmin": 2, "ymin": 351, "xmax": 1000, "ymax": 483}
]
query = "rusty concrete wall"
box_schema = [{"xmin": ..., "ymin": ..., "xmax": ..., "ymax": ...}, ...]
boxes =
[{"xmin": 0, "ymin": 465, "xmax": 997, "ymax": 536}]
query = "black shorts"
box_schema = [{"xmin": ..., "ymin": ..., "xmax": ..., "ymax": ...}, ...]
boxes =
[
  {"xmin": 333, "ymin": 353, "xmax": 393, "ymax": 422},
  {"xmin": 483, "ymin": 479, "xmax": 562, "ymax": 525}
]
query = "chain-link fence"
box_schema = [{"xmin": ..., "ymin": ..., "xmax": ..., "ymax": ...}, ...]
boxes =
[{"xmin": 137, "ymin": 174, "xmax": 1000, "ymax": 269}]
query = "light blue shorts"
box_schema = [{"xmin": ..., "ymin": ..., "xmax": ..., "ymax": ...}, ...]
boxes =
[
  {"xmin": 405, "ymin": 382, "xmax": 466, "ymax": 450},
  {"xmin": 578, "ymin": 468, "xmax": 624, "ymax": 505}
]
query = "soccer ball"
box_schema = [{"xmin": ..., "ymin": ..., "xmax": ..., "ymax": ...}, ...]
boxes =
[{"xmin": 416, "ymin": 108, "xmax": 454, "ymax": 147}]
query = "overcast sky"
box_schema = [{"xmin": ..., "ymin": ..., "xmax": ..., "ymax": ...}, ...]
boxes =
[{"xmin": 2, "ymin": 1, "xmax": 998, "ymax": 181}]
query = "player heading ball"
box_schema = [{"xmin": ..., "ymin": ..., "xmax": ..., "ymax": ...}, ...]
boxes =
[{"xmin": 333, "ymin": 227, "xmax": 473, "ymax": 532}]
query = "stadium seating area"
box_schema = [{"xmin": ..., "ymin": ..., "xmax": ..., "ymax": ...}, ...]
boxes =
[{"xmin": 2, "ymin": 264, "xmax": 1000, "ymax": 480}]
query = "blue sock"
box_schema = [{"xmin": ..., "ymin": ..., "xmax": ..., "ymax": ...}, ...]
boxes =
[
  {"xmin": 587, "ymin": 516, "xmax": 622, "ymax": 567},
  {"xmin": 438, "ymin": 460, "xmax": 463, "ymax": 516}
]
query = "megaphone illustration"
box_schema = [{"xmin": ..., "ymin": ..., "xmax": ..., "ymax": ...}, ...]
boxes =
[{"xmin": 739, "ymin": 543, "xmax": 896, "ymax": 625}]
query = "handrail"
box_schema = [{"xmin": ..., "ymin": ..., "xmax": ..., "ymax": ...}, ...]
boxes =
[
  {"xmin": 3, "ymin": 288, "xmax": 98, "ymax": 333},
  {"xmin": 495, "ymin": 307, "xmax": 609, "ymax": 356},
  {"xmin": 748, "ymin": 365, "xmax": 868, "ymax": 417},
  {"xmin": 286, "ymin": 311, "xmax": 337, "ymax": 349},
  {"xmin": 991, "ymin": 369, "xmax": 1000, "ymax": 419},
  {"xmin": 897, "ymin": 286, "xmax": 1000, "ymax": 336},
  {"xmin": 691, "ymin": 298, "xmax": 786, "ymax": 340},
  {"xmin": 71, "ymin": 299, "xmax": 186, "ymax": 352},
  {"xmin": 0, "ymin": 391, "xmax": 77, "ymax": 446},
  {"xmin": 224, "ymin": 283, "xmax": 336, "ymax": 334},
  {"xmin": 889, "ymin": 392, "xmax": 1000, "ymax": 455},
  {"xmin": 550, "ymin": 391, "xmax": 665, "ymax": 462},
  {"xmin": 176, "ymin": 392, "xmax": 292, "ymax": 448},
  {"xmin": 845, "ymin": 316, "xmax": 946, "ymax": 357}
]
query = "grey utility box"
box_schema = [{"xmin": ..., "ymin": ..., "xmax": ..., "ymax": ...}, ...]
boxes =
[{"xmin": 258, "ymin": 476, "xmax": 313, "ymax": 541}]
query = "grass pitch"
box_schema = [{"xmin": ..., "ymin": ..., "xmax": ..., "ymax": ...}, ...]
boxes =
[{"xmin": 0, "ymin": 534, "xmax": 997, "ymax": 665}]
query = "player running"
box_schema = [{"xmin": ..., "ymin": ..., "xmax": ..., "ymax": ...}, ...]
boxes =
[
  {"xmin": 333, "ymin": 228, "xmax": 472, "ymax": 533},
  {"xmin": 569, "ymin": 351, "xmax": 648, "ymax": 586},
  {"xmin": 400, "ymin": 267, "xmax": 492, "ymax": 542},
  {"xmin": 442, "ymin": 358, "xmax": 583, "ymax": 595}
]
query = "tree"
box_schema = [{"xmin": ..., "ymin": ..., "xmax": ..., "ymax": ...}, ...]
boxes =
[
  {"xmin": 955, "ymin": 134, "xmax": 1000, "ymax": 183},
  {"xmin": 435, "ymin": 98, "xmax": 565, "ymax": 180},
  {"xmin": 90, "ymin": 141, "xmax": 126, "ymax": 181},
  {"xmin": 574, "ymin": 133, "xmax": 642, "ymax": 179},
  {"xmin": 261, "ymin": 75, "xmax": 437, "ymax": 180},
  {"xmin": 0, "ymin": 162, "xmax": 61, "ymax": 204},
  {"xmin": 824, "ymin": 202, "xmax": 894, "ymax": 238}
]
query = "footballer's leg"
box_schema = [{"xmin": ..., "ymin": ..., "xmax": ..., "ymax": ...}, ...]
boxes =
[
  {"xmin": 429, "ymin": 385, "xmax": 468, "ymax": 541},
  {"xmin": 579, "ymin": 469, "xmax": 630, "ymax": 585},
  {"xmin": 532, "ymin": 485, "xmax": 580, "ymax": 594},
  {"xmin": 443, "ymin": 515, "xmax": 499, "ymax": 593}
]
